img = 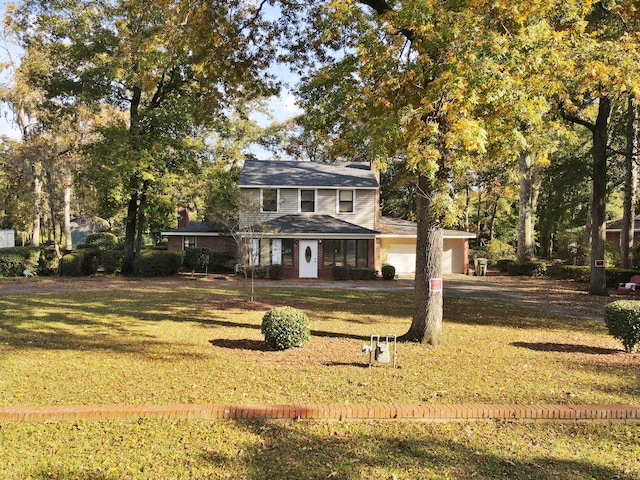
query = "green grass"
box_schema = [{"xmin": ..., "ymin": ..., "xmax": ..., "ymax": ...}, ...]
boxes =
[
  {"xmin": 1, "ymin": 280, "xmax": 639, "ymax": 479},
  {"xmin": 0, "ymin": 283, "xmax": 637, "ymax": 406},
  {"xmin": 1, "ymin": 420, "xmax": 638, "ymax": 479}
]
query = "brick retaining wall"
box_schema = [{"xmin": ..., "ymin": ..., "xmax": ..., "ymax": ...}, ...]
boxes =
[{"xmin": 1, "ymin": 404, "xmax": 639, "ymax": 423}]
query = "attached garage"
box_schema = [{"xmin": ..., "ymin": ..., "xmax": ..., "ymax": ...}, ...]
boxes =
[{"xmin": 378, "ymin": 217, "xmax": 474, "ymax": 275}]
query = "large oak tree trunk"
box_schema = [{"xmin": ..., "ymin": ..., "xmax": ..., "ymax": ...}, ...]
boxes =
[
  {"xmin": 121, "ymin": 191, "xmax": 139, "ymax": 275},
  {"xmin": 401, "ymin": 174, "xmax": 443, "ymax": 346}
]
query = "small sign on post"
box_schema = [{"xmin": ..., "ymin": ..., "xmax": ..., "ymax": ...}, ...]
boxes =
[
  {"xmin": 429, "ymin": 278, "xmax": 443, "ymax": 292},
  {"xmin": 594, "ymin": 260, "xmax": 605, "ymax": 268}
]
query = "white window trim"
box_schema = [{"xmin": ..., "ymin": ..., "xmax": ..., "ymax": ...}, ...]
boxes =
[
  {"xmin": 183, "ymin": 236, "xmax": 196, "ymax": 251},
  {"xmin": 336, "ymin": 189, "xmax": 356, "ymax": 214},
  {"xmin": 298, "ymin": 189, "xmax": 317, "ymax": 213},
  {"xmin": 260, "ymin": 188, "xmax": 279, "ymax": 213}
]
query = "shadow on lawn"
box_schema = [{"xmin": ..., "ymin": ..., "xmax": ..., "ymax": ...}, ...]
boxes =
[
  {"xmin": 511, "ymin": 342, "xmax": 621, "ymax": 355},
  {"xmin": 200, "ymin": 421, "xmax": 635, "ymax": 480}
]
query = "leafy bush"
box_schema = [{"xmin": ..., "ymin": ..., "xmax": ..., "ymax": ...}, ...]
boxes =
[
  {"xmin": 102, "ymin": 249, "xmax": 124, "ymax": 275},
  {"xmin": 381, "ymin": 264, "xmax": 396, "ymax": 280},
  {"xmin": 507, "ymin": 261, "xmax": 547, "ymax": 277},
  {"xmin": 261, "ymin": 306, "xmax": 311, "ymax": 351},
  {"xmin": 332, "ymin": 266, "xmax": 349, "ymax": 280},
  {"xmin": 605, "ymin": 301, "xmax": 640, "ymax": 353},
  {"xmin": 135, "ymin": 250, "xmax": 183, "ymax": 277},
  {"xmin": 183, "ymin": 247, "xmax": 212, "ymax": 272},
  {"xmin": 474, "ymin": 239, "xmax": 515, "ymax": 262},
  {"xmin": 60, "ymin": 249, "xmax": 100, "ymax": 276},
  {"xmin": 349, "ymin": 268, "xmax": 377, "ymax": 280},
  {"xmin": 268, "ymin": 264, "xmax": 284, "ymax": 280},
  {"xmin": 38, "ymin": 248, "xmax": 60, "ymax": 276},
  {"xmin": 496, "ymin": 259, "xmax": 515, "ymax": 273},
  {"xmin": 82, "ymin": 233, "xmax": 118, "ymax": 250},
  {"xmin": 546, "ymin": 264, "xmax": 591, "ymax": 282},
  {"xmin": 240, "ymin": 266, "xmax": 267, "ymax": 279},
  {"xmin": 208, "ymin": 251, "xmax": 235, "ymax": 272},
  {"xmin": 605, "ymin": 268, "xmax": 640, "ymax": 288},
  {"xmin": 0, "ymin": 247, "xmax": 41, "ymax": 277}
]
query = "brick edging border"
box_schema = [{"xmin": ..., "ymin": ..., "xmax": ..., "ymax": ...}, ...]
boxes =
[{"xmin": 1, "ymin": 404, "xmax": 639, "ymax": 423}]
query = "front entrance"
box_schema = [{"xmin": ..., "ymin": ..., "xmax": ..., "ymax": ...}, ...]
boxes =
[{"xmin": 298, "ymin": 240, "xmax": 318, "ymax": 278}]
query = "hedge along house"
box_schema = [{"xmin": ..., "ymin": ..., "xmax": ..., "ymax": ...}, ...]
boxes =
[{"xmin": 238, "ymin": 160, "xmax": 380, "ymax": 279}]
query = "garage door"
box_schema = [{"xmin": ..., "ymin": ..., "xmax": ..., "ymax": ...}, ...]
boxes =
[
  {"xmin": 387, "ymin": 244, "xmax": 416, "ymax": 274},
  {"xmin": 387, "ymin": 242, "xmax": 456, "ymax": 274}
]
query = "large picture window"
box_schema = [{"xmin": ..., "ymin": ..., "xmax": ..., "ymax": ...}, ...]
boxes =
[
  {"xmin": 261, "ymin": 189, "xmax": 278, "ymax": 212},
  {"xmin": 323, "ymin": 239, "xmax": 369, "ymax": 267},
  {"xmin": 247, "ymin": 238, "xmax": 294, "ymax": 267},
  {"xmin": 183, "ymin": 236, "xmax": 196, "ymax": 250}
]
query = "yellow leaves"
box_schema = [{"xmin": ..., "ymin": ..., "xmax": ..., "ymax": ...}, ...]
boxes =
[{"xmin": 446, "ymin": 118, "xmax": 488, "ymax": 155}]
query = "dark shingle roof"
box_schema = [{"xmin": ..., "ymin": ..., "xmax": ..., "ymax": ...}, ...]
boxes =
[
  {"xmin": 161, "ymin": 221, "xmax": 231, "ymax": 234},
  {"xmin": 378, "ymin": 216, "xmax": 475, "ymax": 238},
  {"xmin": 606, "ymin": 215, "xmax": 640, "ymax": 231},
  {"xmin": 239, "ymin": 160, "xmax": 378, "ymax": 189},
  {"xmin": 251, "ymin": 215, "xmax": 378, "ymax": 236}
]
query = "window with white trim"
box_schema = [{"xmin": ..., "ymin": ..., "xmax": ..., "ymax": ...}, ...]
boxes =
[
  {"xmin": 183, "ymin": 236, "xmax": 196, "ymax": 250},
  {"xmin": 299, "ymin": 189, "xmax": 316, "ymax": 213},
  {"xmin": 338, "ymin": 190, "xmax": 355, "ymax": 213},
  {"xmin": 261, "ymin": 188, "xmax": 278, "ymax": 212}
]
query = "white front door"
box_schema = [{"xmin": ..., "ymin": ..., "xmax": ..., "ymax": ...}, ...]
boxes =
[{"xmin": 299, "ymin": 240, "xmax": 318, "ymax": 278}]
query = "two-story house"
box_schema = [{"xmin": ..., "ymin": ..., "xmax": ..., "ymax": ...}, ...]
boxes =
[{"xmin": 162, "ymin": 160, "xmax": 474, "ymax": 278}]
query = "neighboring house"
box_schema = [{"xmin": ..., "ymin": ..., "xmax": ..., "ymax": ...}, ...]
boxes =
[
  {"xmin": 70, "ymin": 215, "xmax": 110, "ymax": 246},
  {"xmin": 605, "ymin": 215, "xmax": 640, "ymax": 248},
  {"xmin": 162, "ymin": 160, "xmax": 475, "ymax": 278},
  {"xmin": 0, "ymin": 229, "xmax": 15, "ymax": 248},
  {"xmin": 161, "ymin": 207, "xmax": 236, "ymax": 253}
]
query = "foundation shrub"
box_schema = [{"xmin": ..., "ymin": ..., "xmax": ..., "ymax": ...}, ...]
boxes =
[{"xmin": 381, "ymin": 264, "xmax": 396, "ymax": 280}]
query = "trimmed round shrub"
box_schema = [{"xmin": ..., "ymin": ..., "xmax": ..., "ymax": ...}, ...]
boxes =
[
  {"xmin": 507, "ymin": 261, "xmax": 547, "ymax": 277},
  {"xmin": 261, "ymin": 306, "xmax": 311, "ymax": 351},
  {"xmin": 60, "ymin": 249, "xmax": 100, "ymax": 276},
  {"xmin": 102, "ymin": 249, "xmax": 124, "ymax": 275},
  {"xmin": 82, "ymin": 232, "xmax": 118, "ymax": 250},
  {"xmin": 605, "ymin": 300, "xmax": 640, "ymax": 353},
  {"xmin": 135, "ymin": 250, "xmax": 184, "ymax": 277},
  {"xmin": 381, "ymin": 264, "xmax": 396, "ymax": 280},
  {"xmin": 183, "ymin": 247, "xmax": 212, "ymax": 272}
]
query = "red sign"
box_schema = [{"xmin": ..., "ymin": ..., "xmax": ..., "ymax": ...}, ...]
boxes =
[
  {"xmin": 594, "ymin": 260, "xmax": 605, "ymax": 268},
  {"xmin": 430, "ymin": 278, "xmax": 443, "ymax": 292}
]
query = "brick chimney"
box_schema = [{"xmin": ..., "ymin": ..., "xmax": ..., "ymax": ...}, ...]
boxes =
[{"xmin": 178, "ymin": 207, "xmax": 190, "ymax": 228}]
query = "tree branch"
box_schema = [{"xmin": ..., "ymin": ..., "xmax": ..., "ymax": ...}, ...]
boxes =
[{"xmin": 557, "ymin": 102, "xmax": 595, "ymax": 132}]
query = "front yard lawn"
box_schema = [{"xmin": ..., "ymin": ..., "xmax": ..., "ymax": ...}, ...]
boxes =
[{"xmin": 0, "ymin": 279, "xmax": 638, "ymax": 479}]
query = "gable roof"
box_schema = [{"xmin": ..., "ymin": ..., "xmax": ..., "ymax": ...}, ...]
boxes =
[
  {"xmin": 248, "ymin": 214, "xmax": 378, "ymax": 238},
  {"xmin": 239, "ymin": 160, "xmax": 379, "ymax": 189},
  {"xmin": 378, "ymin": 216, "xmax": 475, "ymax": 239},
  {"xmin": 161, "ymin": 221, "xmax": 231, "ymax": 236},
  {"xmin": 606, "ymin": 215, "xmax": 640, "ymax": 231}
]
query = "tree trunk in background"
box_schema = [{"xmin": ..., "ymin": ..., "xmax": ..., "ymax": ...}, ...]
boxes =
[
  {"xmin": 517, "ymin": 151, "xmax": 542, "ymax": 262},
  {"xmin": 63, "ymin": 169, "xmax": 72, "ymax": 251},
  {"xmin": 31, "ymin": 164, "xmax": 41, "ymax": 247},
  {"xmin": 121, "ymin": 191, "xmax": 139, "ymax": 275},
  {"xmin": 621, "ymin": 96, "xmax": 638, "ymax": 269},
  {"xmin": 589, "ymin": 96, "xmax": 610, "ymax": 296},
  {"xmin": 401, "ymin": 173, "xmax": 443, "ymax": 346}
]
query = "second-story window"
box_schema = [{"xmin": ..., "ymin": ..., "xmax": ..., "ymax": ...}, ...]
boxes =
[
  {"xmin": 261, "ymin": 188, "xmax": 278, "ymax": 212},
  {"xmin": 300, "ymin": 189, "xmax": 315, "ymax": 213},
  {"xmin": 338, "ymin": 190, "xmax": 355, "ymax": 213}
]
